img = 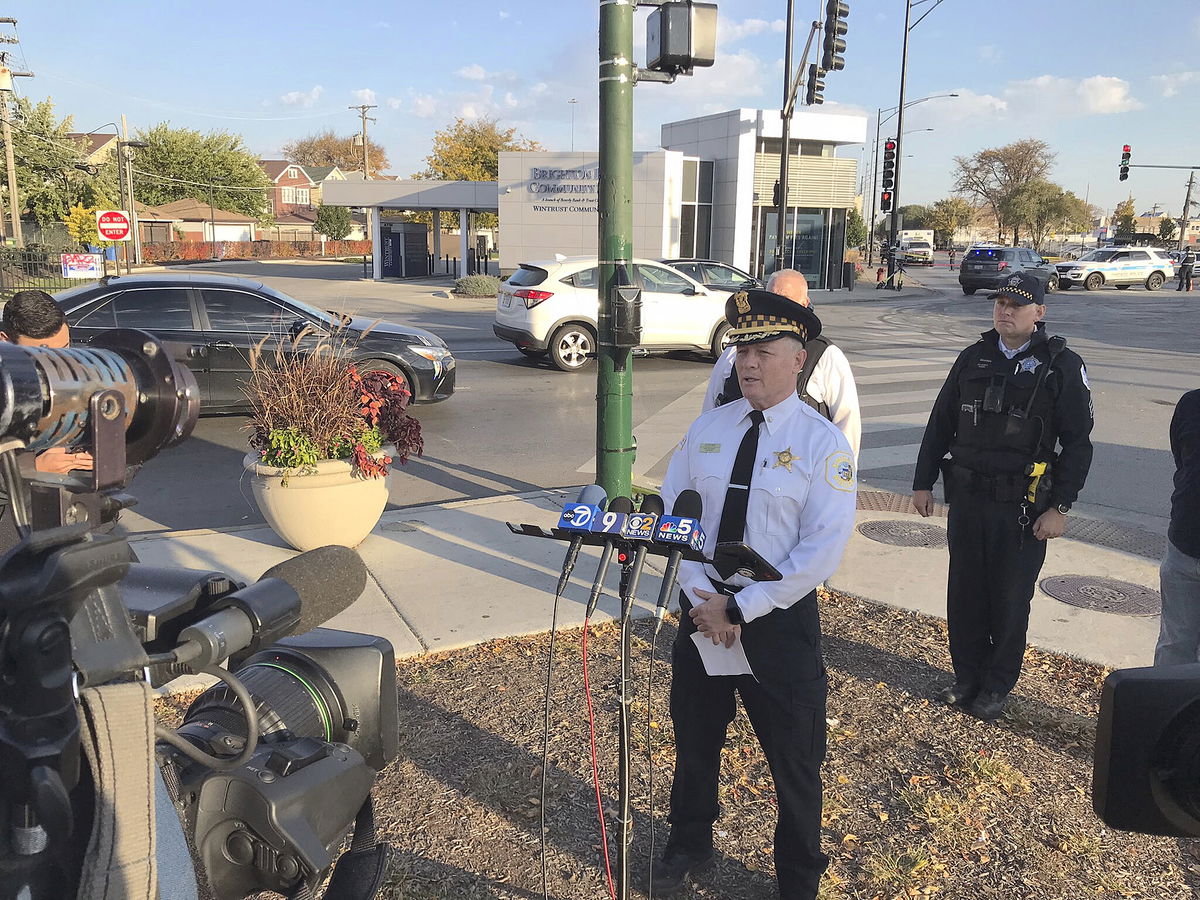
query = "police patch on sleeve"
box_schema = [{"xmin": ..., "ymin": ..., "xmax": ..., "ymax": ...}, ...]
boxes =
[{"xmin": 825, "ymin": 450, "xmax": 856, "ymax": 492}]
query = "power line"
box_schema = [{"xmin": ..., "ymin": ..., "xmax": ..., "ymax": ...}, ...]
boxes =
[{"xmin": 132, "ymin": 168, "xmax": 272, "ymax": 193}]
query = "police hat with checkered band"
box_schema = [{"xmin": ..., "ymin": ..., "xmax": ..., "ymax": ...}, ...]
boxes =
[
  {"xmin": 724, "ymin": 288, "xmax": 823, "ymax": 346},
  {"xmin": 988, "ymin": 271, "xmax": 1045, "ymax": 306}
]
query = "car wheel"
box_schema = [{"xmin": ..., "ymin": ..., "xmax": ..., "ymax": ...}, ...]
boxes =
[
  {"xmin": 1146, "ymin": 271, "xmax": 1165, "ymax": 291},
  {"xmin": 518, "ymin": 347, "xmax": 548, "ymax": 358},
  {"xmin": 548, "ymin": 323, "xmax": 596, "ymax": 372},
  {"xmin": 961, "ymin": 286, "xmax": 976, "ymax": 296},
  {"xmin": 1045, "ymin": 274, "xmax": 1059, "ymax": 293},
  {"xmin": 361, "ymin": 359, "xmax": 414, "ymax": 400},
  {"xmin": 710, "ymin": 322, "xmax": 731, "ymax": 360},
  {"xmin": 1057, "ymin": 282, "xmax": 1072, "ymax": 291},
  {"xmin": 1084, "ymin": 273, "xmax": 1104, "ymax": 291}
]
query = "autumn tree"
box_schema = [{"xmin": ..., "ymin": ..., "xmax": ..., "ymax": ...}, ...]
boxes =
[
  {"xmin": 133, "ymin": 123, "xmax": 273, "ymax": 222},
  {"xmin": 63, "ymin": 203, "xmax": 114, "ymax": 249},
  {"xmin": 927, "ymin": 197, "xmax": 975, "ymax": 248},
  {"xmin": 1113, "ymin": 197, "xmax": 1136, "ymax": 237},
  {"xmin": 1158, "ymin": 217, "xmax": 1178, "ymax": 244},
  {"xmin": 952, "ymin": 139, "xmax": 1056, "ymax": 243},
  {"xmin": 414, "ymin": 118, "xmax": 543, "ymax": 228},
  {"xmin": 281, "ymin": 129, "xmax": 390, "ymax": 177},
  {"xmin": 896, "ymin": 204, "xmax": 932, "ymax": 230}
]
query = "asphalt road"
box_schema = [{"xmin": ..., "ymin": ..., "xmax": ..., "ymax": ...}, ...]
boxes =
[{"xmin": 117, "ymin": 259, "xmax": 1197, "ymax": 538}]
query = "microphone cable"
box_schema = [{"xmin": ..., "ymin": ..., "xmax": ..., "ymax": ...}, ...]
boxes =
[
  {"xmin": 582, "ymin": 615, "xmax": 618, "ymax": 900},
  {"xmin": 645, "ymin": 619, "xmax": 661, "ymax": 900}
]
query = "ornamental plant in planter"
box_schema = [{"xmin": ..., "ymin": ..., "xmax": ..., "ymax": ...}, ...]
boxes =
[{"xmin": 242, "ymin": 334, "xmax": 423, "ymax": 551}]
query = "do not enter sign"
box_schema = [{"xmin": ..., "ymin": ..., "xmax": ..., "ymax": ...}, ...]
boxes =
[{"xmin": 96, "ymin": 210, "xmax": 132, "ymax": 242}]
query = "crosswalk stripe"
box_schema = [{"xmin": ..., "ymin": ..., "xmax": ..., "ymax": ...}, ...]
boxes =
[
  {"xmin": 853, "ymin": 369, "xmax": 948, "ymax": 386},
  {"xmin": 858, "ymin": 443, "xmax": 922, "ymax": 471},
  {"xmin": 849, "ymin": 356, "xmax": 955, "ymax": 369},
  {"xmin": 859, "ymin": 388, "xmax": 942, "ymax": 409}
]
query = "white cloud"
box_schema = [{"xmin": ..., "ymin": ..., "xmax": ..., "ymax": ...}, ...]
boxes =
[
  {"xmin": 1152, "ymin": 71, "xmax": 1200, "ymax": 97},
  {"xmin": 386, "ymin": 97, "xmax": 402, "ymax": 110},
  {"xmin": 499, "ymin": 9, "xmax": 509, "ymax": 18},
  {"xmin": 503, "ymin": 92, "xmax": 519, "ymax": 109},
  {"xmin": 457, "ymin": 63, "xmax": 488, "ymax": 81},
  {"xmin": 279, "ymin": 85, "xmax": 323, "ymax": 108},
  {"xmin": 719, "ymin": 17, "xmax": 784, "ymax": 43},
  {"xmin": 352, "ymin": 88, "xmax": 377, "ymax": 104},
  {"xmin": 1004, "ymin": 75, "xmax": 1139, "ymax": 115},
  {"xmin": 410, "ymin": 93, "xmax": 438, "ymax": 118}
]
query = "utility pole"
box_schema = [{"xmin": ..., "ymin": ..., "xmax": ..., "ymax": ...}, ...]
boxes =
[
  {"xmin": 1179, "ymin": 172, "xmax": 1194, "ymax": 252},
  {"xmin": 350, "ymin": 103, "xmax": 377, "ymax": 279},
  {"xmin": 0, "ymin": 25, "xmax": 32, "ymax": 248}
]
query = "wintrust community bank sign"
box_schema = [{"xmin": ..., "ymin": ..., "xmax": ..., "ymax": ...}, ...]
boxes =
[{"xmin": 526, "ymin": 167, "xmax": 599, "ymax": 214}]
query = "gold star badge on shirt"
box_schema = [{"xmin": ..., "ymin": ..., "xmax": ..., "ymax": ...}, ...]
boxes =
[{"xmin": 772, "ymin": 448, "xmax": 798, "ymax": 472}]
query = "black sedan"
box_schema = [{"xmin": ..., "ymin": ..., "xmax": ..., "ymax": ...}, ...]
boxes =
[{"xmin": 54, "ymin": 273, "xmax": 455, "ymax": 413}]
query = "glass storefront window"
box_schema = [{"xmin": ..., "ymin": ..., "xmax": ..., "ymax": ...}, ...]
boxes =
[{"xmin": 683, "ymin": 159, "xmax": 698, "ymax": 203}]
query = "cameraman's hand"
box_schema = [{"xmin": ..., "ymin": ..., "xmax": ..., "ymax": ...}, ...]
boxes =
[{"xmin": 34, "ymin": 447, "xmax": 94, "ymax": 474}]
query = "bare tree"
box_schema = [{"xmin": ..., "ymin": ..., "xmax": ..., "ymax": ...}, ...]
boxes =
[
  {"xmin": 281, "ymin": 129, "xmax": 390, "ymax": 177},
  {"xmin": 952, "ymin": 139, "xmax": 1056, "ymax": 244}
]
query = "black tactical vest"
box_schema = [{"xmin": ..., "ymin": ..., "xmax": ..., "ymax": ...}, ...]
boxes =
[{"xmin": 950, "ymin": 334, "xmax": 1066, "ymax": 475}]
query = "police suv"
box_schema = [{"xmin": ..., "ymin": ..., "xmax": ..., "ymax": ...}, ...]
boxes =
[{"xmin": 1054, "ymin": 247, "xmax": 1175, "ymax": 291}]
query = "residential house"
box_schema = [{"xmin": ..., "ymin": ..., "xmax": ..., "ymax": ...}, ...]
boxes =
[
  {"xmin": 66, "ymin": 132, "xmax": 118, "ymax": 166},
  {"xmin": 259, "ymin": 160, "xmax": 318, "ymax": 240},
  {"xmin": 134, "ymin": 201, "xmax": 182, "ymax": 244},
  {"xmin": 148, "ymin": 198, "xmax": 258, "ymax": 242}
]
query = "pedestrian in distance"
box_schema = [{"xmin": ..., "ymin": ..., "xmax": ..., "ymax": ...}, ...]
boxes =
[
  {"xmin": 703, "ymin": 268, "xmax": 862, "ymax": 459},
  {"xmin": 912, "ymin": 271, "xmax": 1094, "ymax": 722},
  {"xmin": 655, "ymin": 288, "xmax": 857, "ymax": 899},
  {"xmin": 1178, "ymin": 247, "xmax": 1195, "ymax": 292},
  {"xmin": 948, "ymin": 247, "xmax": 956, "ymax": 269},
  {"xmin": 1153, "ymin": 388, "xmax": 1200, "ymax": 665}
]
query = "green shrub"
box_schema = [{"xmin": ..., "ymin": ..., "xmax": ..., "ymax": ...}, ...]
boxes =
[{"xmin": 454, "ymin": 274, "xmax": 500, "ymax": 297}]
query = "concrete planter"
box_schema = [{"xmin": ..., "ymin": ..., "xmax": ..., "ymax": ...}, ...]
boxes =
[{"xmin": 244, "ymin": 451, "xmax": 390, "ymax": 552}]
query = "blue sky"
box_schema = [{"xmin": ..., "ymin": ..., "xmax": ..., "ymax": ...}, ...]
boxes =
[{"xmin": 11, "ymin": 0, "xmax": 1200, "ymax": 219}]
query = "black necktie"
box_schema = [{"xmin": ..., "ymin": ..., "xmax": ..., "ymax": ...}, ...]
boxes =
[{"xmin": 714, "ymin": 409, "xmax": 765, "ymax": 578}]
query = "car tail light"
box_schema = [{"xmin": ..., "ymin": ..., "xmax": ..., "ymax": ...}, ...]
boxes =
[
  {"xmin": 997, "ymin": 261, "xmax": 1009, "ymax": 270},
  {"xmin": 515, "ymin": 289, "xmax": 553, "ymax": 308}
]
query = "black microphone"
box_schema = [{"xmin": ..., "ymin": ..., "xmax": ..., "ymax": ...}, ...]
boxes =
[
  {"xmin": 555, "ymin": 484, "xmax": 607, "ymax": 596},
  {"xmin": 173, "ymin": 545, "xmax": 369, "ymax": 668},
  {"xmin": 620, "ymin": 493, "xmax": 664, "ymax": 608},
  {"xmin": 653, "ymin": 490, "xmax": 703, "ymax": 637},
  {"xmin": 584, "ymin": 495, "xmax": 633, "ymax": 618}
]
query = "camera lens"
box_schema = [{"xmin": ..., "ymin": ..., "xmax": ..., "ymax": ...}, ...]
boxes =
[{"xmin": 178, "ymin": 648, "xmax": 348, "ymax": 753}]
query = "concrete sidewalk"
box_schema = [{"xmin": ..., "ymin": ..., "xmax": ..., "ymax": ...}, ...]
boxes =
[{"xmin": 129, "ymin": 488, "xmax": 1162, "ymax": 675}]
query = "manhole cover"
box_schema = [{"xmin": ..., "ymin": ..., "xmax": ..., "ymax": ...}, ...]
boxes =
[
  {"xmin": 1040, "ymin": 576, "xmax": 1160, "ymax": 616},
  {"xmin": 857, "ymin": 520, "xmax": 947, "ymax": 549}
]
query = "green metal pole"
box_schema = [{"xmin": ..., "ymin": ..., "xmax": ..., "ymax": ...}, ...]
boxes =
[{"xmin": 596, "ymin": 0, "xmax": 635, "ymax": 501}]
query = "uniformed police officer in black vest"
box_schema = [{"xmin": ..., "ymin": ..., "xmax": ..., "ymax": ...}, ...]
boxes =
[{"xmin": 912, "ymin": 271, "xmax": 1093, "ymax": 721}]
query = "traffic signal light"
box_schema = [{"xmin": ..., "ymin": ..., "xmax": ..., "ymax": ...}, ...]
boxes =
[
  {"xmin": 881, "ymin": 138, "xmax": 897, "ymax": 190},
  {"xmin": 805, "ymin": 64, "xmax": 825, "ymax": 106},
  {"xmin": 1119, "ymin": 144, "xmax": 1131, "ymax": 181},
  {"xmin": 822, "ymin": 0, "xmax": 849, "ymax": 71},
  {"xmin": 880, "ymin": 190, "xmax": 893, "ymax": 213}
]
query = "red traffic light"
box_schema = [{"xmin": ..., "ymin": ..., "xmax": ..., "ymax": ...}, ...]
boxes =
[
  {"xmin": 884, "ymin": 139, "xmax": 897, "ymax": 151},
  {"xmin": 1123, "ymin": 145, "xmax": 1131, "ymax": 153}
]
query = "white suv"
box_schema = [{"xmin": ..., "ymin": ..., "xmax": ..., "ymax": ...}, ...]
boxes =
[
  {"xmin": 493, "ymin": 257, "xmax": 729, "ymax": 372},
  {"xmin": 1054, "ymin": 247, "xmax": 1175, "ymax": 291}
]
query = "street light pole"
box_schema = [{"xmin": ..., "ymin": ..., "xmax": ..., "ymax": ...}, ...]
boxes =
[
  {"xmin": 867, "ymin": 107, "xmax": 883, "ymax": 265},
  {"xmin": 885, "ymin": 0, "xmax": 913, "ymax": 288}
]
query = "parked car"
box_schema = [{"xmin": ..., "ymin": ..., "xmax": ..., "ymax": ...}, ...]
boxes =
[
  {"xmin": 899, "ymin": 240, "xmax": 935, "ymax": 266},
  {"xmin": 958, "ymin": 246, "xmax": 1059, "ymax": 296},
  {"xmin": 1053, "ymin": 247, "xmax": 1175, "ymax": 291},
  {"xmin": 493, "ymin": 257, "xmax": 727, "ymax": 372},
  {"xmin": 54, "ymin": 273, "xmax": 455, "ymax": 413},
  {"xmin": 659, "ymin": 258, "xmax": 763, "ymax": 292}
]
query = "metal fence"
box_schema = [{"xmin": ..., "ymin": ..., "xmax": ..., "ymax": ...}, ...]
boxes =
[{"xmin": 0, "ymin": 248, "xmax": 101, "ymax": 300}]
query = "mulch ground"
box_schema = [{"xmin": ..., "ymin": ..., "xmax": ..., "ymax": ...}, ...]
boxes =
[{"xmin": 161, "ymin": 589, "xmax": 1200, "ymax": 899}]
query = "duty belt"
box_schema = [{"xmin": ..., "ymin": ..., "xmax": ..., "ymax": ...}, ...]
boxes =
[{"xmin": 952, "ymin": 466, "xmax": 1030, "ymax": 503}]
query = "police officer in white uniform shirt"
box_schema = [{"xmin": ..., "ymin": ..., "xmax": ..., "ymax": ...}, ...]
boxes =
[
  {"xmin": 702, "ymin": 269, "xmax": 862, "ymax": 460},
  {"xmin": 654, "ymin": 288, "xmax": 858, "ymax": 899}
]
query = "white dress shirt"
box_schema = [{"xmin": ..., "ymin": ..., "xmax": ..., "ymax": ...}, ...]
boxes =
[
  {"xmin": 662, "ymin": 392, "xmax": 858, "ymax": 625},
  {"xmin": 997, "ymin": 335, "xmax": 1032, "ymax": 359},
  {"xmin": 702, "ymin": 343, "xmax": 862, "ymax": 460}
]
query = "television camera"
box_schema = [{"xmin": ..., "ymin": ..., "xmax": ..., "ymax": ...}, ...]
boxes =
[{"xmin": 0, "ymin": 330, "xmax": 397, "ymax": 899}]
